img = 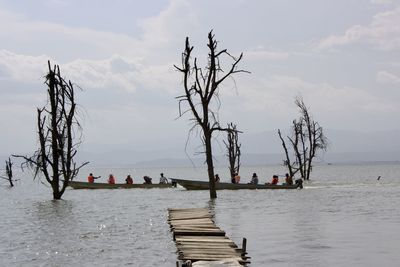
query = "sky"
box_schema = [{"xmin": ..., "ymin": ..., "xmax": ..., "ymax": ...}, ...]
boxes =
[{"xmin": 1, "ymin": 0, "xmax": 400, "ymax": 163}]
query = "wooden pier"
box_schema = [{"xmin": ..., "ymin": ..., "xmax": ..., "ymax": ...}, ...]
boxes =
[{"xmin": 168, "ymin": 208, "xmax": 250, "ymax": 266}]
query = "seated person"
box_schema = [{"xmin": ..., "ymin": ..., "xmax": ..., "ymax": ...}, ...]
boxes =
[
  {"xmin": 284, "ymin": 173, "xmax": 293, "ymax": 185},
  {"xmin": 125, "ymin": 175, "xmax": 133, "ymax": 184},
  {"xmin": 234, "ymin": 173, "xmax": 241, "ymax": 184},
  {"xmin": 159, "ymin": 173, "xmax": 168, "ymax": 184},
  {"xmin": 108, "ymin": 174, "xmax": 116, "ymax": 184},
  {"xmin": 87, "ymin": 173, "xmax": 100, "ymax": 183},
  {"xmin": 266, "ymin": 175, "xmax": 279, "ymax": 185},
  {"xmin": 249, "ymin": 173, "xmax": 258, "ymax": 185},
  {"xmin": 143, "ymin": 175, "xmax": 152, "ymax": 184},
  {"xmin": 214, "ymin": 174, "xmax": 220, "ymax": 183}
]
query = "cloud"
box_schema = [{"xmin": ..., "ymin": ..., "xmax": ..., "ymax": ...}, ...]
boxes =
[
  {"xmin": 318, "ymin": 7, "xmax": 400, "ymax": 50},
  {"xmin": 244, "ymin": 48, "xmax": 289, "ymax": 61},
  {"xmin": 231, "ymin": 75, "xmax": 398, "ymax": 115},
  {"xmin": 0, "ymin": 49, "xmax": 179, "ymax": 98},
  {"xmin": 138, "ymin": 0, "xmax": 198, "ymax": 49},
  {"xmin": 376, "ymin": 70, "xmax": 400, "ymax": 84},
  {"xmin": 0, "ymin": 50, "xmax": 49, "ymax": 82},
  {"xmin": 0, "ymin": 7, "xmax": 145, "ymax": 61},
  {"xmin": 371, "ymin": 0, "xmax": 393, "ymax": 5}
]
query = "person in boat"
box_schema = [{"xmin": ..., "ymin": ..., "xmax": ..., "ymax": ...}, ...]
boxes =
[
  {"xmin": 143, "ymin": 175, "xmax": 152, "ymax": 184},
  {"xmin": 234, "ymin": 173, "xmax": 241, "ymax": 184},
  {"xmin": 125, "ymin": 174, "xmax": 133, "ymax": 184},
  {"xmin": 87, "ymin": 173, "xmax": 101, "ymax": 183},
  {"xmin": 266, "ymin": 175, "xmax": 279, "ymax": 185},
  {"xmin": 284, "ymin": 173, "xmax": 293, "ymax": 185},
  {"xmin": 159, "ymin": 173, "xmax": 168, "ymax": 184},
  {"xmin": 215, "ymin": 174, "xmax": 220, "ymax": 183},
  {"xmin": 108, "ymin": 174, "xmax": 116, "ymax": 184},
  {"xmin": 249, "ymin": 173, "xmax": 258, "ymax": 185}
]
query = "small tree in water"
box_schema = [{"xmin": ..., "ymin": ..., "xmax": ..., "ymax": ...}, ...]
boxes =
[
  {"xmin": 278, "ymin": 97, "xmax": 328, "ymax": 180},
  {"xmin": 175, "ymin": 31, "xmax": 248, "ymax": 198},
  {"xmin": 0, "ymin": 158, "xmax": 15, "ymax": 187},
  {"xmin": 15, "ymin": 61, "xmax": 88, "ymax": 199},
  {"xmin": 224, "ymin": 123, "xmax": 241, "ymax": 180}
]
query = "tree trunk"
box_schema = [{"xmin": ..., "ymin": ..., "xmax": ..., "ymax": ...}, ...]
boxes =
[{"xmin": 204, "ymin": 130, "xmax": 217, "ymax": 199}]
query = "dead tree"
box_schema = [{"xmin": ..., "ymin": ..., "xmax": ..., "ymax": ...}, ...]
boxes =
[
  {"xmin": 14, "ymin": 61, "xmax": 88, "ymax": 199},
  {"xmin": 278, "ymin": 97, "xmax": 328, "ymax": 180},
  {"xmin": 224, "ymin": 123, "xmax": 241, "ymax": 179},
  {"xmin": 0, "ymin": 157, "xmax": 15, "ymax": 187},
  {"xmin": 5, "ymin": 157, "xmax": 14, "ymax": 187},
  {"xmin": 278, "ymin": 129, "xmax": 296, "ymax": 178},
  {"xmin": 175, "ymin": 31, "xmax": 248, "ymax": 198}
]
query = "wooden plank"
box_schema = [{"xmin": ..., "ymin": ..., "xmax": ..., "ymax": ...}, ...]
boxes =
[
  {"xmin": 168, "ymin": 208, "xmax": 209, "ymax": 212},
  {"xmin": 177, "ymin": 242, "xmax": 238, "ymax": 248},
  {"xmin": 175, "ymin": 239, "xmax": 235, "ymax": 245},
  {"xmin": 178, "ymin": 246, "xmax": 239, "ymax": 250},
  {"xmin": 173, "ymin": 230, "xmax": 226, "ymax": 237},
  {"xmin": 173, "ymin": 228, "xmax": 224, "ymax": 232},
  {"xmin": 178, "ymin": 250, "xmax": 242, "ymax": 255},
  {"xmin": 175, "ymin": 237, "xmax": 232, "ymax": 242}
]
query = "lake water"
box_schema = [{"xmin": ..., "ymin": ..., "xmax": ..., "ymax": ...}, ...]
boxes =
[{"xmin": 1, "ymin": 163, "xmax": 400, "ymax": 266}]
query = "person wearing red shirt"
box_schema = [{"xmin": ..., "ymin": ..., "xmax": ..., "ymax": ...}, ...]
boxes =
[
  {"xmin": 266, "ymin": 175, "xmax": 279, "ymax": 185},
  {"xmin": 87, "ymin": 173, "xmax": 100, "ymax": 183},
  {"xmin": 125, "ymin": 175, "xmax": 133, "ymax": 184},
  {"xmin": 108, "ymin": 174, "xmax": 116, "ymax": 184}
]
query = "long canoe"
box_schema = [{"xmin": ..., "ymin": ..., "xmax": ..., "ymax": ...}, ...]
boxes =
[
  {"xmin": 68, "ymin": 180, "xmax": 175, "ymax": 189},
  {"xmin": 172, "ymin": 178, "xmax": 302, "ymax": 190}
]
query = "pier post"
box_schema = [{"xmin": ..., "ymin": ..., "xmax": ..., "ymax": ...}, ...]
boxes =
[{"xmin": 241, "ymin": 237, "xmax": 247, "ymax": 256}]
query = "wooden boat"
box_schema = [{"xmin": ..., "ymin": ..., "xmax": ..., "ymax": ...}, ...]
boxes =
[
  {"xmin": 172, "ymin": 178, "xmax": 302, "ymax": 190},
  {"xmin": 68, "ymin": 180, "xmax": 175, "ymax": 189}
]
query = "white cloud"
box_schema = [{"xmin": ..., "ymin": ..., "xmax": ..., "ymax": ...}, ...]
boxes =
[
  {"xmin": 244, "ymin": 48, "xmax": 289, "ymax": 61},
  {"xmin": 234, "ymin": 75, "xmax": 398, "ymax": 115},
  {"xmin": 138, "ymin": 0, "xmax": 198, "ymax": 49},
  {"xmin": 376, "ymin": 70, "xmax": 400, "ymax": 84},
  {"xmin": 0, "ymin": 7, "xmax": 145, "ymax": 61},
  {"xmin": 0, "ymin": 50, "xmax": 49, "ymax": 82},
  {"xmin": 318, "ymin": 7, "xmax": 400, "ymax": 50},
  {"xmin": 371, "ymin": 0, "xmax": 393, "ymax": 5},
  {"xmin": 0, "ymin": 50, "xmax": 179, "ymax": 97}
]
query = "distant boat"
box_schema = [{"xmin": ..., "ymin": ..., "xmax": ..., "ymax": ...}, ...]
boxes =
[
  {"xmin": 172, "ymin": 178, "xmax": 302, "ymax": 190},
  {"xmin": 68, "ymin": 180, "xmax": 175, "ymax": 189}
]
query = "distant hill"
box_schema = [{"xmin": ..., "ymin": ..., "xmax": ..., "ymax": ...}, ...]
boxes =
[{"xmin": 2, "ymin": 128, "xmax": 399, "ymax": 168}]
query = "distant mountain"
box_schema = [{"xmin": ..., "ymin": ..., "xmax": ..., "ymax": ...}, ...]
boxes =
[{"xmin": 2, "ymin": 128, "xmax": 399, "ymax": 168}]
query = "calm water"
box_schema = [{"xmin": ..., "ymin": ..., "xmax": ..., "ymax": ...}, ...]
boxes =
[{"xmin": 1, "ymin": 163, "xmax": 400, "ymax": 266}]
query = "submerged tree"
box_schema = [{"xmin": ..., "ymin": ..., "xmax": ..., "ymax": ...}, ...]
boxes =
[
  {"xmin": 0, "ymin": 157, "xmax": 15, "ymax": 187},
  {"xmin": 278, "ymin": 97, "xmax": 328, "ymax": 180},
  {"xmin": 175, "ymin": 31, "xmax": 248, "ymax": 198},
  {"xmin": 15, "ymin": 61, "xmax": 88, "ymax": 199},
  {"xmin": 224, "ymin": 123, "xmax": 241, "ymax": 180},
  {"xmin": 5, "ymin": 157, "xmax": 14, "ymax": 187}
]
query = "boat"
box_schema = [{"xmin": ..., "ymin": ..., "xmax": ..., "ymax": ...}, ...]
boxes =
[
  {"xmin": 172, "ymin": 178, "xmax": 302, "ymax": 190},
  {"xmin": 68, "ymin": 180, "xmax": 176, "ymax": 189}
]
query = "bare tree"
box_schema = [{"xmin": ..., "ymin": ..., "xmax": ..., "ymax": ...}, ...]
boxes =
[
  {"xmin": 14, "ymin": 61, "xmax": 88, "ymax": 199},
  {"xmin": 0, "ymin": 157, "xmax": 15, "ymax": 187},
  {"xmin": 175, "ymin": 31, "xmax": 248, "ymax": 198},
  {"xmin": 278, "ymin": 97, "xmax": 328, "ymax": 180},
  {"xmin": 224, "ymin": 123, "xmax": 241, "ymax": 180},
  {"xmin": 5, "ymin": 157, "xmax": 14, "ymax": 187}
]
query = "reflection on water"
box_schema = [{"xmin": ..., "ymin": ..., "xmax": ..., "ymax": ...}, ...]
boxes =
[{"xmin": 1, "ymin": 163, "xmax": 400, "ymax": 266}]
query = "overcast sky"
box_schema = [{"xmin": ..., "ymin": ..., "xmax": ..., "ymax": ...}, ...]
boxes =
[{"xmin": 1, "ymin": 0, "xmax": 400, "ymax": 159}]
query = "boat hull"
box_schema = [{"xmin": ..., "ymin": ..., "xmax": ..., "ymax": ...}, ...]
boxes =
[
  {"xmin": 172, "ymin": 179, "xmax": 301, "ymax": 190},
  {"xmin": 68, "ymin": 181, "xmax": 174, "ymax": 189}
]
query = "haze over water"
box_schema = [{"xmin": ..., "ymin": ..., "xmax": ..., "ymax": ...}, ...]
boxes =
[{"xmin": 1, "ymin": 163, "xmax": 400, "ymax": 266}]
